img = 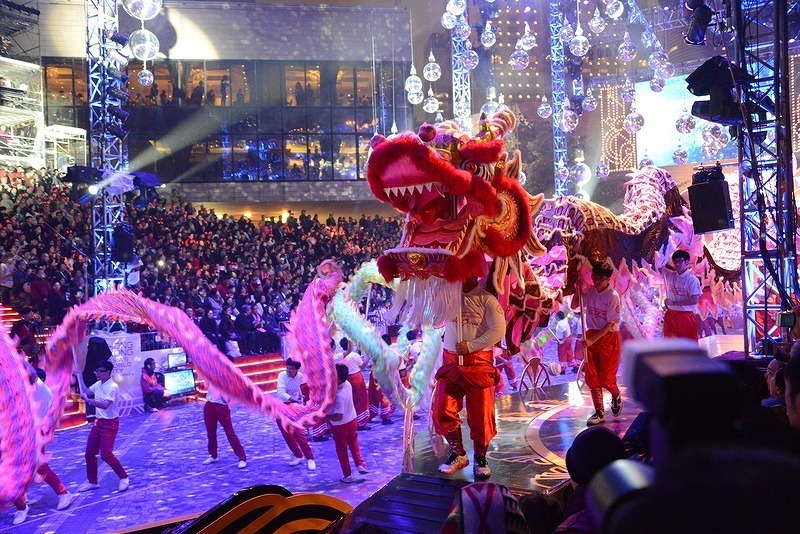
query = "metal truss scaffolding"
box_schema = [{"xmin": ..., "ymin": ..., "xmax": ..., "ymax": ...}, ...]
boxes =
[
  {"xmin": 734, "ymin": 0, "xmax": 797, "ymax": 355},
  {"xmin": 549, "ymin": 1, "xmax": 568, "ymax": 195},
  {"xmin": 87, "ymin": 0, "xmax": 128, "ymax": 297},
  {"xmin": 452, "ymin": 36, "xmax": 472, "ymax": 133}
]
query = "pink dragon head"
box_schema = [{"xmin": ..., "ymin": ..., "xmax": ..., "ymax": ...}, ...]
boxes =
[{"xmin": 367, "ymin": 111, "xmax": 544, "ymax": 326}]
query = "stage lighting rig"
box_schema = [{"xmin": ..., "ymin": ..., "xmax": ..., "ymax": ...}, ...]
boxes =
[
  {"xmin": 686, "ymin": 56, "xmax": 753, "ymax": 125},
  {"xmin": 684, "ymin": 0, "xmax": 714, "ymax": 45}
]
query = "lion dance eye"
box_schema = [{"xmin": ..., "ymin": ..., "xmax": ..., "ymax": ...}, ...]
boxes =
[{"xmin": 462, "ymin": 160, "xmax": 489, "ymax": 180}]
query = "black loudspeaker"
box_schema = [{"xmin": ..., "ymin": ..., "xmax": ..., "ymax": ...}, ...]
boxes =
[
  {"xmin": 688, "ymin": 180, "xmax": 734, "ymax": 234},
  {"xmin": 112, "ymin": 224, "xmax": 135, "ymax": 263}
]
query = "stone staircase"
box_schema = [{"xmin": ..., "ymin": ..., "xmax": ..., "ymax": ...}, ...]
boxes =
[{"xmin": 189, "ymin": 352, "xmax": 287, "ymax": 399}]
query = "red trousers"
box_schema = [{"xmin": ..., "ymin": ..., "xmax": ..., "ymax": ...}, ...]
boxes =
[
  {"xmin": 557, "ymin": 335, "xmax": 575, "ymax": 363},
  {"xmin": 347, "ymin": 372, "xmax": 370, "ymax": 428},
  {"xmin": 14, "ymin": 462, "xmax": 67, "ymax": 510},
  {"xmin": 368, "ymin": 372, "xmax": 393, "ymax": 420},
  {"xmin": 329, "ymin": 419, "xmax": 364, "ymax": 477},
  {"xmin": 85, "ymin": 418, "xmax": 128, "ymax": 483},
  {"xmin": 585, "ymin": 330, "xmax": 622, "ymax": 413},
  {"xmin": 494, "ymin": 350, "xmax": 518, "ymax": 395},
  {"xmin": 204, "ymin": 402, "xmax": 246, "ymax": 461},
  {"xmin": 432, "ymin": 349, "xmax": 498, "ymax": 457},
  {"xmin": 278, "ymin": 406, "xmax": 314, "ymax": 460},
  {"xmin": 663, "ymin": 309, "xmax": 699, "ymax": 341}
]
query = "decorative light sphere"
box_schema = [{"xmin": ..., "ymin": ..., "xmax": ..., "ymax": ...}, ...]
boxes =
[
  {"xmin": 122, "ymin": 0, "xmax": 161, "ymax": 21},
  {"xmin": 558, "ymin": 108, "xmax": 579, "ymax": 132},
  {"xmin": 463, "ymin": 49, "xmax": 479, "ymax": 70},
  {"xmin": 648, "ymin": 50, "xmax": 669, "ymax": 70},
  {"xmin": 701, "ymin": 141, "xmax": 719, "ymax": 159},
  {"xmin": 129, "ymin": 29, "xmax": 160, "ymax": 61},
  {"xmin": 596, "ymin": 159, "xmax": 610, "ymax": 179},
  {"xmin": 423, "ymin": 95, "xmax": 440, "ymax": 114},
  {"xmin": 715, "ymin": 132, "xmax": 730, "ymax": 148},
  {"xmin": 638, "ymin": 156, "xmax": 654, "ymax": 169},
  {"xmin": 649, "ymin": 77, "xmax": 666, "ymax": 92},
  {"xmin": 575, "ymin": 190, "xmax": 591, "ymax": 202},
  {"xmin": 518, "ymin": 171, "xmax": 527, "ymax": 186},
  {"xmin": 446, "ymin": 0, "xmax": 467, "ymax": 16},
  {"xmin": 617, "ymin": 34, "xmax": 637, "ymax": 62},
  {"xmin": 481, "ymin": 100, "xmax": 501, "ymax": 117},
  {"xmin": 441, "ymin": 12, "xmax": 457, "ymax": 29},
  {"xmin": 605, "ymin": 0, "xmax": 625, "ymax": 19},
  {"xmin": 555, "ymin": 163, "xmax": 570, "ymax": 182},
  {"xmin": 423, "ymin": 62, "xmax": 441, "ymax": 82},
  {"xmin": 569, "ymin": 33, "xmax": 591, "ymax": 57},
  {"xmin": 582, "ymin": 92, "xmax": 597, "ymax": 112},
  {"xmin": 480, "ymin": 28, "xmax": 496, "ymax": 48},
  {"xmin": 655, "ymin": 62, "xmax": 675, "ymax": 79},
  {"xmin": 675, "ymin": 113, "xmax": 696, "ymax": 133},
  {"xmin": 454, "ymin": 101, "xmax": 471, "ymax": 118},
  {"xmin": 510, "ymin": 47, "xmax": 530, "ymax": 70},
  {"xmin": 569, "ymin": 163, "xmax": 592, "ymax": 186},
  {"xmin": 624, "ymin": 110, "xmax": 645, "ymax": 133},
  {"xmin": 672, "ymin": 147, "xmax": 688, "ymax": 164},
  {"xmin": 702, "ymin": 123, "xmax": 725, "ymax": 143},
  {"xmin": 520, "ymin": 23, "xmax": 537, "ymax": 50},
  {"xmin": 137, "ymin": 68, "xmax": 154, "ymax": 86},
  {"xmin": 453, "ymin": 19, "xmax": 472, "ymax": 40},
  {"xmin": 537, "ymin": 97, "xmax": 553, "ymax": 119},
  {"xmin": 560, "ymin": 24, "xmax": 575, "ymax": 42},
  {"xmin": 404, "ymin": 71, "xmax": 423, "ymax": 93},
  {"xmin": 588, "ymin": 8, "xmax": 607, "ymax": 34},
  {"xmin": 407, "ymin": 91, "xmax": 424, "ymax": 105},
  {"xmin": 619, "ymin": 83, "xmax": 636, "ymax": 103}
]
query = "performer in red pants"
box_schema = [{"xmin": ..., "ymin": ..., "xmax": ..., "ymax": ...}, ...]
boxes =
[
  {"xmin": 328, "ymin": 364, "xmax": 368, "ymax": 483},
  {"xmin": 275, "ymin": 358, "xmax": 316, "ymax": 470},
  {"xmin": 78, "ymin": 360, "xmax": 130, "ymax": 493},
  {"xmin": 575, "ymin": 262, "xmax": 623, "ymax": 427},
  {"xmin": 202, "ymin": 385, "xmax": 248, "ymax": 468},
  {"xmin": 434, "ymin": 275, "xmax": 505, "ymax": 478},
  {"xmin": 661, "ymin": 250, "xmax": 701, "ymax": 341}
]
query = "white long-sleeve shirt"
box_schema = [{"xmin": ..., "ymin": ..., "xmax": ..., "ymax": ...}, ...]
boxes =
[
  {"xmin": 443, "ymin": 285, "xmax": 506, "ymax": 353},
  {"xmin": 275, "ymin": 370, "xmax": 306, "ymax": 403}
]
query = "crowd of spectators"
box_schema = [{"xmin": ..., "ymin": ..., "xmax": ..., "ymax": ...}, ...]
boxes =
[{"xmin": 0, "ymin": 165, "xmax": 400, "ymax": 356}]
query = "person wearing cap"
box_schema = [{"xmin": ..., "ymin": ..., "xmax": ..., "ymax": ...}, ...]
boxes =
[
  {"xmin": 275, "ymin": 357, "xmax": 316, "ymax": 471},
  {"xmin": 78, "ymin": 360, "xmax": 130, "ymax": 493}
]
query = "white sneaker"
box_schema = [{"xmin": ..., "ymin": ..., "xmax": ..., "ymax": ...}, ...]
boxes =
[
  {"xmin": 118, "ymin": 477, "xmax": 130, "ymax": 492},
  {"xmin": 307, "ymin": 459, "xmax": 316, "ymax": 471},
  {"xmin": 77, "ymin": 480, "xmax": 100, "ymax": 492},
  {"xmin": 357, "ymin": 464, "xmax": 369, "ymax": 474},
  {"xmin": 289, "ymin": 457, "xmax": 303, "ymax": 466},
  {"xmin": 202, "ymin": 457, "xmax": 219, "ymax": 465},
  {"xmin": 438, "ymin": 453, "xmax": 469, "ymax": 475},
  {"xmin": 237, "ymin": 460, "xmax": 247, "ymax": 469},
  {"xmin": 12, "ymin": 506, "xmax": 28, "ymax": 525},
  {"xmin": 57, "ymin": 491, "xmax": 76, "ymax": 511},
  {"xmin": 341, "ymin": 475, "xmax": 354, "ymax": 483}
]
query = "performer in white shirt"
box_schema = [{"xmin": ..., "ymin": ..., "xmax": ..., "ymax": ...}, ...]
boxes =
[
  {"xmin": 554, "ymin": 311, "xmax": 576, "ymax": 373},
  {"xmin": 327, "ymin": 364, "xmax": 368, "ymax": 483},
  {"xmin": 339, "ymin": 339, "xmax": 370, "ymax": 429},
  {"xmin": 661, "ymin": 250, "xmax": 701, "ymax": 341},
  {"xmin": 275, "ymin": 358, "xmax": 316, "ymax": 470},
  {"xmin": 78, "ymin": 360, "xmax": 130, "ymax": 492},
  {"xmin": 202, "ymin": 384, "xmax": 248, "ymax": 468}
]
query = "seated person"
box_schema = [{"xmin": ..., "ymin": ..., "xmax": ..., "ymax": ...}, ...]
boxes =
[{"xmin": 140, "ymin": 357, "xmax": 170, "ymax": 412}]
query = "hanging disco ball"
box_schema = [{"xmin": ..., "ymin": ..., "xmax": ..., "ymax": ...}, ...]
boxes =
[
  {"xmin": 605, "ymin": 0, "xmax": 625, "ymax": 19},
  {"xmin": 596, "ymin": 158, "xmax": 610, "ymax": 179},
  {"xmin": 423, "ymin": 54, "xmax": 441, "ymax": 82},
  {"xmin": 619, "ymin": 82, "xmax": 636, "ymax": 103},
  {"xmin": 617, "ymin": 33, "xmax": 637, "ymax": 62},
  {"xmin": 518, "ymin": 171, "xmax": 527, "ymax": 186},
  {"xmin": 675, "ymin": 113, "xmax": 696, "ymax": 133},
  {"xmin": 137, "ymin": 68, "xmax": 154, "ymax": 86},
  {"xmin": 625, "ymin": 110, "xmax": 645, "ymax": 133},
  {"xmin": 453, "ymin": 19, "xmax": 472, "ymax": 40},
  {"xmin": 582, "ymin": 91, "xmax": 598, "ymax": 112},
  {"xmin": 569, "ymin": 163, "xmax": 592, "ymax": 186},
  {"xmin": 555, "ymin": 163, "xmax": 570, "ymax": 182},
  {"xmin": 560, "ymin": 24, "xmax": 575, "ymax": 42},
  {"xmin": 122, "ymin": 0, "xmax": 161, "ymax": 21},
  {"xmin": 648, "ymin": 50, "xmax": 669, "ymax": 70},
  {"xmin": 130, "ymin": 29, "xmax": 160, "ymax": 61},
  {"xmin": 672, "ymin": 147, "xmax": 688, "ymax": 164},
  {"xmin": 520, "ymin": 22, "xmax": 537, "ymax": 50},
  {"xmin": 404, "ymin": 69, "xmax": 423, "ymax": 93},
  {"xmin": 481, "ymin": 23, "xmax": 497, "ymax": 48},
  {"xmin": 463, "ymin": 45, "xmax": 479, "ymax": 70},
  {"xmin": 715, "ymin": 132, "xmax": 730, "ymax": 148},
  {"xmin": 638, "ymin": 156, "xmax": 654, "ymax": 169},
  {"xmin": 423, "ymin": 94, "xmax": 440, "ymax": 114},
  {"xmin": 408, "ymin": 91, "xmax": 424, "ymax": 106},
  {"xmin": 701, "ymin": 141, "xmax": 719, "ymax": 159},
  {"xmin": 446, "ymin": 0, "xmax": 467, "ymax": 16},
  {"xmin": 559, "ymin": 108, "xmax": 579, "ymax": 132},
  {"xmin": 588, "ymin": 8, "xmax": 607, "ymax": 34},
  {"xmin": 649, "ymin": 77, "xmax": 666, "ymax": 92},
  {"xmin": 655, "ymin": 62, "xmax": 675, "ymax": 79},
  {"xmin": 575, "ymin": 189, "xmax": 591, "ymax": 202},
  {"xmin": 702, "ymin": 123, "xmax": 725, "ymax": 143},
  {"xmin": 569, "ymin": 28, "xmax": 591, "ymax": 57},
  {"xmin": 481, "ymin": 100, "xmax": 501, "ymax": 117},
  {"xmin": 510, "ymin": 47, "xmax": 530, "ymax": 70},
  {"xmin": 441, "ymin": 12, "xmax": 457, "ymax": 30},
  {"xmin": 537, "ymin": 97, "xmax": 553, "ymax": 119},
  {"xmin": 454, "ymin": 101, "xmax": 471, "ymax": 118}
]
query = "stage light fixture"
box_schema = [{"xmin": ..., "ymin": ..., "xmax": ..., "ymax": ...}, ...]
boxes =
[
  {"xmin": 106, "ymin": 49, "xmax": 129, "ymax": 67},
  {"xmin": 108, "ymin": 86, "xmax": 129, "ymax": 102},
  {"xmin": 131, "ymin": 171, "xmax": 162, "ymax": 209},
  {"xmin": 686, "ymin": 56, "xmax": 752, "ymax": 125},
  {"xmin": 105, "ymin": 30, "xmax": 129, "ymax": 46},
  {"xmin": 107, "ymin": 65, "xmax": 129, "ymax": 84},
  {"xmin": 108, "ymin": 105, "xmax": 129, "ymax": 121},
  {"xmin": 684, "ymin": 2, "xmax": 713, "ymax": 45},
  {"xmin": 106, "ymin": 123, "xmax": 128, "ymax": 140}
]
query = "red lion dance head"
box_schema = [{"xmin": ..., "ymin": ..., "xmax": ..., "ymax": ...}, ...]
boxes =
[{"xmin": 367, "ymin": 111, "xmax": 544, "ymax": 327}]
